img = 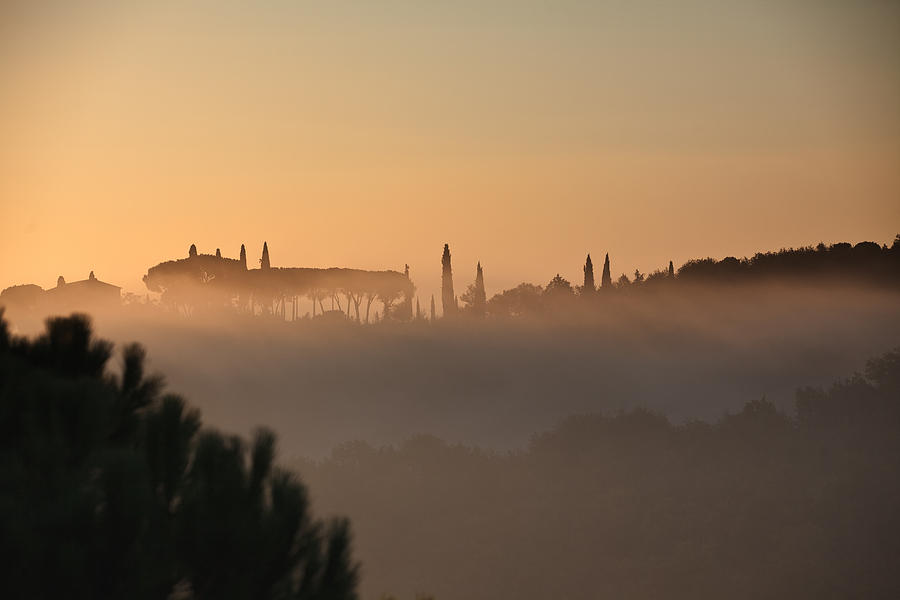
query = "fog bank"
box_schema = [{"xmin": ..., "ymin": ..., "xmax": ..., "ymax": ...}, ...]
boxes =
[{"xmin": 13, "ymin": 282, "xmax": 891, "ymax": 459}]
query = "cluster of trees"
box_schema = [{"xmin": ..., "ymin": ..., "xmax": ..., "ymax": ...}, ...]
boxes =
[
  {"xmin": 676, "ymin": 238, "xmax": 900, "ymax": 285},
  {"xmin": 441, "ymin": 250, "xmax": 616, "ymax": 319},
  {"xmin": 437, "ymin": 237, "xmax": 900, "ymax": 319},
  {"xmin": 4, "ymin": 237, "xmax": 898, "ymax": 324},
  {"xmin": 142, "ymin": 242, "xmax": 415, "ymax": 322},
  {"xmin": 299, "ymin": 348, "xmax": 900, "ymax": 599},
  {"xmin": 135, "ymin": 235, "xmax": 900, "ymax": 322},
  {"xmin": 0, "ymin": 310, "xmax": 358, "ymax": 599}
]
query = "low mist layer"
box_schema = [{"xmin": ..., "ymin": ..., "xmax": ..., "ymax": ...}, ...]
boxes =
[{"xmin": 6, "ymin": 282, "xmax": 896, "ymax": 460}]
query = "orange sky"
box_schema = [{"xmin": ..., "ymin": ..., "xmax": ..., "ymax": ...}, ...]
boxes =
[{"xmin": 1, "ymin": 0, "xmax": 898, "ymax": 301}]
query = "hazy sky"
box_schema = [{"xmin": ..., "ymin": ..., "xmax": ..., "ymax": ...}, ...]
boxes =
[{"xmin": 2, "ymin": 0, "xmax": 898, "ymax": 300}]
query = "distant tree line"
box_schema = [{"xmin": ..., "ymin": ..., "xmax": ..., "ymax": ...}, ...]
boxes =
[
  {"xmin": 0, "ymin": 310, "xmax": 358, "ymax": 600},
  {"xmin": 3, "ymin": 237, "xmax": 898, "ymax": 323},
  {"xmin": 439, "ymin": 237, "xmax": 900, "ymax": 319},
  {"xmin": 142, "ymin": 235, "xmax": 900, "ymax": 321},
  {"xmin": 299, "ymin": 347, "xmax": 900, "ymax": 599},
  {"xmin": 674, "ymin": 238, "xmax": 900, "ymax": 286}
]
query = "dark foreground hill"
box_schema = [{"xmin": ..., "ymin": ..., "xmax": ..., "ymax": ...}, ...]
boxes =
[{"xmin": 298, "ymin": 348, "xmax": 900, "ymax": 600}]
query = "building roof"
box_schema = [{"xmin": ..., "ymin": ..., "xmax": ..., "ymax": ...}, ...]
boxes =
[{"xmin": 44, "ymin": 274, "xmax": 121, "ymax": 297}]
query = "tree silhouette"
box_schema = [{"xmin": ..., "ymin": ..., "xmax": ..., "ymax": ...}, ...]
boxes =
[
  {"xmin": 582, "ymin": 254, "xmax": 595, "ymax": 294},
  {"xmin": 441, "ymin": 244, "xmax": 456, "ymax": 318},
  {"xmin": 601, "ymin": 253, "xmax": 612, "ymax": 289},
  {"xmin": 430, "ymin": 295, "xmax": 436, "ymax": 322},
  {"xmin": 261, "ymin": 242, "xmax": 271, "ymax": 270},
  {"xmin": 487, "ymin": 283, "xmax": 543, "ymax": 317},
  {"xmin": 668, "ymin": 260, "xmax": 675, "ymax": 278},
  {"xmin": 0, "ymin": 312, "xmax": 359, "ymax": 599},
  {"xmin": 544, "ymin": 274, "xmax": 574, "ymax": 302},
  {"xmin": 460, "ymin": 262, "xmax": 487, "ymax": 317},
  {"xmin": 240, "ymin": 244, "xmax": 248, "ymax": 270},
  {"xmin": 189, "ymin": 244, "xmax": 198, "ymax": 258},
  {"xmin": 475, "ymin": 262, "xmax": 486, "ymax": 314}
]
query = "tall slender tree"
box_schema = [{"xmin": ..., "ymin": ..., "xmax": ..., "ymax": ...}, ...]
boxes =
[
  {"xmin": 261, "ymin": 242, "xmax": 271, "ymax": 270},
  {"xmin": 215, "ymin": 248, "xmax": 221, "ymax": 258},
  {"xmin": 441, "ymin": 244, "xmax": 456, "ymax": 317},
  {"xmin": 430, "ymin": 294, "xmax": 436, "ymax": 322},
  {"xmin": 189, "ymin": 244, "xmax": 198, "ymax": 258},
  {"xmin": 583, "ymin": 254, "xmax": 595, "ymax": 294},
  {"xmin": 668, "ymin": 260, "xmax": 675, "ymax": 278},
  {"xmin": 601, "ymin": 253, "xmax": 612, "ymax": 289},
  {"xmin": 239, "ymin": 244, "xmax": 247, "ymax": 269},
  {"xmin": 415, "ymin": 297, "xmax": 422, "ymax": 320},
  {"xmin": 473, "ymin": 262, "xmax": 486, "ymax": 317}
]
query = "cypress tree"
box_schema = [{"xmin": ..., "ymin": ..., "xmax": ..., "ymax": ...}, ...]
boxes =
[
  {"xmin": 668, "ymin": 260, "xmax": 675, "ymax": 278},
  {"xmin": 474, "ymin": 262, "xmax": 486, "ymax": 317},
  {"xmin": 215, "ymin": 248, "xmax": 221, "ymax": 258},
  {"xmin": 601, "ymin": 253, "xmax": 612, "ymax": 289},
  {"xmin": 441, "ymin": 244, "xmax": 456, "ymax": 317},
  {"xmin": 189, "ymin": 244, "xmax": 198, "ymax": 258},
  {"xmin": 430, "ymin": 294, "xmax": 436, "ymax": 321},
  {"xmin": 239, "ymin": 244, "xmax": 247, "ymax": 269},
  {"xmin": 416, "ymin": 297, "xmax": 422, "ymax": 320},
  {"xmin": 583, "ymin": 254, "xmax": 595, "ymax": 293},
  {"xmin": 261, "ymin": 242, "xmax": 270, "ymax": 270}
]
